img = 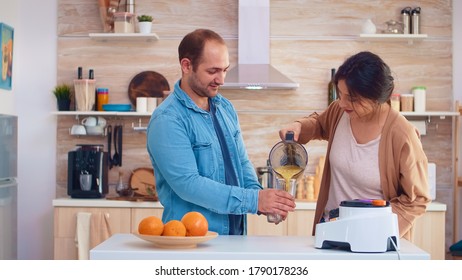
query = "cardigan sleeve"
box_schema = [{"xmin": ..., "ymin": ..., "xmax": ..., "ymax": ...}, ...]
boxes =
[{"xmin": 383, "ymin": 116, "xmax": 431, "ymax": 239}]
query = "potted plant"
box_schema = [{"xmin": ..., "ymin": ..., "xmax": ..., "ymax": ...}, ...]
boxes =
[
  {"xmin": 53, "ymin": 83, "xmax": 72, "ymax": 111},
  {"xmin": 137, "ymin": 14, "xmax": 153, "ymax": 34}
]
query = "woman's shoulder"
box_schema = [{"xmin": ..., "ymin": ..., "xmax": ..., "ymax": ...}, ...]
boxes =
[{"xmin": 384, "ymin": 109, "xmax": 422, "ymax": 142}]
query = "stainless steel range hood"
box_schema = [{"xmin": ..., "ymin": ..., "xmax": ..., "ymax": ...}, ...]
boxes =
[{"xmin": 221, "ymin": 0, "xmax": 299, "ymax": 90}]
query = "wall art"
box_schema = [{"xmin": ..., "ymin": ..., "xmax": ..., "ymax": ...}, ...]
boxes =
[{"xmin": 0, "ymin": 23, "xmax": 14, "ymax": 90}]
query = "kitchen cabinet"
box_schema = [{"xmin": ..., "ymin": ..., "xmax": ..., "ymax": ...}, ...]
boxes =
[
  {"xmin": 53, "ymin": 206, "xmax": 131, "ymax": 260},
  {"xmin": 53, "ymin": 199, "xmax": 446, "ymax": 260},
  {"xmin": 131, "ymin": 208, "xmax": 163, "ymax": 233},
  {"xmin": 246, "ymin": 213, "xmax": 288, "ymax": 236}
]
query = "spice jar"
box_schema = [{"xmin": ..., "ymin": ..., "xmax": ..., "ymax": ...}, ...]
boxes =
[
  {"xmin": 390, "ymin": 93, "xmax": 400, "ymax": 111},
  {"xmin": 400, "ymin": 93, "xmax": 414, "ymax": 112},
  {"xmin": 412, "ymin": 86, "xmax": 426, "ymax": 112},
  {"xmin": 96, "ymin": 88, "xmax": 109, "ymax": 111}
]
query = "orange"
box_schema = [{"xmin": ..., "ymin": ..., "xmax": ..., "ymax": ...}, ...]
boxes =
[
  {"xmin": 138, "ymin": 216, "xmax": 164, "ymax": 236},
  {"xmin": 181, "ymin": 211, "xmax": 208, "ymax": 236},
  {"xmin": 162, "ymin": 220, "xmax": 187, "ymax": 236}
]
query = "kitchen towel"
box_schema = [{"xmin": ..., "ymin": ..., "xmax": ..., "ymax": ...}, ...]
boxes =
[
  {"xmin": 75, "ymin": 212, "xmax": 92, "ymax": 260},
  {"xmin": 75, "ymin": 212, "xmax": 113, "ymax": 260},
  {"xmin": 90, "ymin": 212, "xmax": 112, "ymax": 248}
]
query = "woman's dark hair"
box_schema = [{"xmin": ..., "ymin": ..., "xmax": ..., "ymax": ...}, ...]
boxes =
[
  {"xmin": 334, "ymin": 51, "xmax": 394, "ymax": 105},
  {"xmin": 178, "ymin": 29, "xmax": 225, "ymax": 72}
]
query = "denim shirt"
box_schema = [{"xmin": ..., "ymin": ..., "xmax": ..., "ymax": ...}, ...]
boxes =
[{"xmin": 146, "ymin": 80, "xmax": 262, "ymax": 235}]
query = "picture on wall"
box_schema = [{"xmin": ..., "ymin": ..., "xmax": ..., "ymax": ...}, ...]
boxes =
[{"xmin": 0, "ymin": 23, "xmax": 14, "ymax": 90}]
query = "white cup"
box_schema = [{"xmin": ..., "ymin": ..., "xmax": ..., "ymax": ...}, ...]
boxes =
[
  {"xmin": 147, "ymin": 97, "xmax": 157, "ymax": 112},
  {"xmin": 79, "ymin": 174, "xmax": 92, "ymax": 191},
  {"xmin": 70, "ymin": 124, "xmax": 87, "ymax": 135},
  {"xmin": 81, "ymin": 116, "xmax": 97, "ymax": 127},
  {"xmin": 136, "ymin": 97, "xmax": 148, "ymax": 113}
]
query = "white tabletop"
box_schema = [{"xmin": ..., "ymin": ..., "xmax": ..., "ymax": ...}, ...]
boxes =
[{"xmin": 90, "ymin": 234, "xmax": 429, "ymax": 260}]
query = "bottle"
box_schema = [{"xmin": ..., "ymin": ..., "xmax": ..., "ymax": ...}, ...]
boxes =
[
  {"xmin": 401, "ymin": 7, "xmax": 412, "ymax": 34},
  {"xmin": 411, "ymin": 7, "xmax": 421, "ymax": 34},
  {"xmin": 328, "ymin": 68, "xmax": 337, "ymax": 106}
]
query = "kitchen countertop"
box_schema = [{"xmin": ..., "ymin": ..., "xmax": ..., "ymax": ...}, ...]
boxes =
[
  {"xmin": 52, "ymin": 198, "xmax": 447, "ymax": 211},
  {"xmin": 89, "ymin": 233, "xmax": 430, "ymax": 260}
]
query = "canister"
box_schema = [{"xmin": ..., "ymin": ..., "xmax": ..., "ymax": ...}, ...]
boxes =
[
  {"xmin": 96, "ymin": 88, "xmax": 109, "ymax": 111},
  {"xmin": 390, "ymin": 93, "xmax": 400, "ymax": 111},
  {"xmin": 412, "ymin": 86, "xmax": 426, "ymax": 112},
  {"xmin": 400, "ymin": 93, "xmax": 414, "ymax": 112},
  {"xmin": 113, "ymin": 12, "xmax": 135, "ymax": 33}
]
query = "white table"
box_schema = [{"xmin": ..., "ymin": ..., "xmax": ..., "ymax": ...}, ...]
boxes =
[{"xmin": 90, "ymin": 234, "xmax": 430, "ymax": 260}]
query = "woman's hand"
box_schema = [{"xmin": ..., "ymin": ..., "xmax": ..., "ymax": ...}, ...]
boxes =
[{"xmin": 279, "ymin": 121, "xmax": 302, "ymax": 141}]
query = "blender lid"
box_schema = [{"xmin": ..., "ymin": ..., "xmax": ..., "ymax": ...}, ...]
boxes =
[{"xmin": 340, "ymin": 199, "xmax": 389, "ymax": 207}]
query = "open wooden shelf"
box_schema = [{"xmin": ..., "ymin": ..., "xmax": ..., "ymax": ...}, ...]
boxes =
[{"xmin": 89, "ymin": 33, "xmax": 159, "ymax": 42}]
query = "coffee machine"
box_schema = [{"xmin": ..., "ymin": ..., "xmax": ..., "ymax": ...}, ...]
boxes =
[{"xmin": 68, "ymin": 144, "xmax": 108, "ymax": 198}]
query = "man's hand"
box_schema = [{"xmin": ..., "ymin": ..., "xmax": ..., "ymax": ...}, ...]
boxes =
[{"xmin": 257, "ymin": 188, "xmax": 296, "ymax": 222}]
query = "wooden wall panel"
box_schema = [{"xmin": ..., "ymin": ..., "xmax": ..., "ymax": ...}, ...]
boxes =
[{"xmin": 56, "ymin": 0, "xmax": 455, "ymax": 252}]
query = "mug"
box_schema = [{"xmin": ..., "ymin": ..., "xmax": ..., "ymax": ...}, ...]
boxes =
[
  {"xmin": 79, "ymin": 174, "xmax": 92, "ymax": 191},
  {"xmin": 136, "ymin": 97, "xmax": 148, "ymax": 113},
  {"xmin": 70, "ymin": 124, "xmax": 87, "ymax": 135},
  {"xmin": 81, "ymin": 116, "xmax": 97, "ymax": 127}
]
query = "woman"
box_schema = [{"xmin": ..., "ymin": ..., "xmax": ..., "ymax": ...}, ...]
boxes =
[{"xmin": 279, "ymin": 51, "xmax": 431, "ymax": 240}]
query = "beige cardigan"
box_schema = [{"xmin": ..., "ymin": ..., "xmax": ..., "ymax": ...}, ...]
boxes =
[{"xmin": 297, "ymin": 101, "xmax": 431, "ymax": 240}]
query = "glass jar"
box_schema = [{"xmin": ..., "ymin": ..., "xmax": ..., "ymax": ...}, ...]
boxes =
[
  {"xmin": 390, "ymin": 93, "xmax": 400, "ymax": 111},
  {"xmin": 97, "ymin": 88, "xmax": 109, "ymax": 111},
  {"xmin": 113, "ymin": 12, "xmax": 135, "ymax": 33},
  {"xmin": 400, "ymin": 93, "xmax": 414, "ymax": 112}
]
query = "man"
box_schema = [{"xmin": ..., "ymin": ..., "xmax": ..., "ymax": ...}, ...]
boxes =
[{"xmin": 147, "ymin": 29, "xmax": 295, "ymax": 235}]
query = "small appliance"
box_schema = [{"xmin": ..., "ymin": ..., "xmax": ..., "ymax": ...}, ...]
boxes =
[
  {"xmin": 315, "ymin": 199, "xmax": 400, "ymax": 253},
  {"xmin": 68, "ymin": 144, "xmax": 108, "ymax": 198}
]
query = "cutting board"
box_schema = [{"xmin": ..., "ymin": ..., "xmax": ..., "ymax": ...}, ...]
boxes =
[
  {"xmin": 128, "ymin": 71, "xmax": 170, "ymax": 105},
  {"xmin": 129, "ymin": 167, "xmax": 156, "ymax": 197}
]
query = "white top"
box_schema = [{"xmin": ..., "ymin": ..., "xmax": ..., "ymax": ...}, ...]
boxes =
[
  {"xmin": 326, "ymin": 113, "xmax": 382, "ymax": 217},
  {"xmin": 89, "ymin": 234, "xmax": 430, "ymax": 260}
]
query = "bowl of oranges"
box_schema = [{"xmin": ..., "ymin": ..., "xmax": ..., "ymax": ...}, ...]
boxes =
[{"xmin": 135, "ymin": 211, "xmax": 218, "ymax": 248}]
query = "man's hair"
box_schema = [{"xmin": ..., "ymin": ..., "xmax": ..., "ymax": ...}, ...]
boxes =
[{"xmin": 178, "ymin": 29, "xmax": 225, "ymax": 71}]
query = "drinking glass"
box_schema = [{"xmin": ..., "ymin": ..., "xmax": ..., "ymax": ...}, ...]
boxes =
[{"xmin": 267, "ymin": 178, "xmax": 296, "ymax": 223}]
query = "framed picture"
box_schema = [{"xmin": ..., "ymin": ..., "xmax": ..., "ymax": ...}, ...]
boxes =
[{"xmin": 0, "ymin": 23, "xmax": 14, "ymax": 90}]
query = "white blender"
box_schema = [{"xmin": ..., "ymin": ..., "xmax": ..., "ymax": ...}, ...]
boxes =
[{"xmin": 315, "ymin": 199, "xmax": 400, "ymax": 253}]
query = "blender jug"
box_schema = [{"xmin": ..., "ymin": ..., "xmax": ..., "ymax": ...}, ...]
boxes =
[
  {"xmin": 269, "ymin": 131, "xmax": 308, "ymax": 183},
  {"xmin": 267, "ymin": 131, "xmax": 308, "ymax": 223}
]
